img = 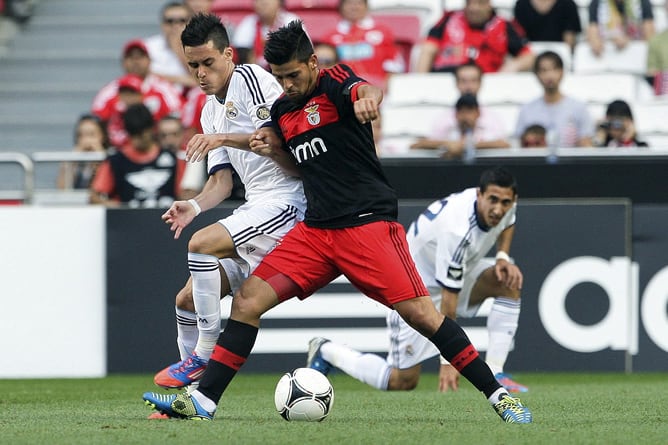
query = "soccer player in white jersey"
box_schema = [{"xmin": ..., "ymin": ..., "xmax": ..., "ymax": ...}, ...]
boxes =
[
  {"xmin": 307, "ymin": 166, "xmax": 528, "ymax": 393},
  {"xmin": 151, "ymin": 13, "xmax": 306, "ymax": 393}
]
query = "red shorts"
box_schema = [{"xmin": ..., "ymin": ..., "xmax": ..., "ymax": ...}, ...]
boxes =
[{"xmin": 253, "ymin": 220, "xmax": 428, "ymax": 307}]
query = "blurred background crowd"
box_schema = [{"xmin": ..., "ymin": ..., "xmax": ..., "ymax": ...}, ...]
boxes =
[{"xmin": 1, "ymin": 0, "xmax": 667, "ymax": 207}]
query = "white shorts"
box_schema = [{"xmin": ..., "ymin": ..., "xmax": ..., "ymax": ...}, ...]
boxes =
[
  {"xmin": 217, "ymin": 202, "xmax": 303, "ymax": 296},
  {"xmin": 385, "ymin": 258, "xmax": 494, "ymax": 369}
]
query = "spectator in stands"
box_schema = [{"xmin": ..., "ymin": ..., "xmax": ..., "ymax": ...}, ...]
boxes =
[
  {"xmin": 90, "ymin": 103, "xmax": 183, "ymax": 208},
  {"xmin": 646, "ymin": 12, "xmax": 668, "ymax": 95},
  {"xmin": 321, "ymin": 0, "xmax": 405, "ymax": 89},
  {"xmin": 415, "ymin": 0, "xmax": 534, "ymax": 73},
  {"xmin": 594, "ymin": 99, "xmax": 648, "ymax": 147},
  {"xmin": 515, "ymin": 51, "xmax": 594, "ymax": 147},
  {"xmin": 157, "ymin": 114, "xmax": 185, "ymax": 154},
  {"xmin": 92, "ymin": 39, "xmax": 182, "ymax": 148},
  {"xmin": 513, "ymin": 0, "xmax": 582, "ymax": 50},
  {"xmin": 587, "ymin": 0, "xmax": 654, "ymax": 57},
  {"xmin": 57, "ymin": 114, "xmax": 110, "ymax": 190},
  {"xmin": 145, "ymin": 2, "xmax": 196, "ymax": 93},
  {"xmin": 410, "ymin": 93, "xmax": 511, "ymax": 158},
  {"xmin": 520, "ymin": 124, "xmax": 548, "ymax": 147},
  {"xmin": 314, "ymin": 42, "xmax": 339, "ymax": 69},
  {"xmin": 232, "ymin": 0, "xmax": 299, "ymax": 70}
]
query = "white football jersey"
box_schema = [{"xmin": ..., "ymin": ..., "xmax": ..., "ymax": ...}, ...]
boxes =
[
  {"xmin": 202, "ymin": 64, "xmax": 305, "ymax": 210},
  {"xmin": 406, "ymin": 187, "xmax": 516, "ymax": 291}
]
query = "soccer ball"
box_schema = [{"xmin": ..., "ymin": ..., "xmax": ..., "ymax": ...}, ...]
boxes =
[{"xmin": 274, "ymin": 367, "xmax": 334, "ymax": 421}]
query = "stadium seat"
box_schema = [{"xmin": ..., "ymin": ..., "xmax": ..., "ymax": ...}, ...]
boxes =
[
  {"xmin": 572, "ymin": 41, "xmax": 648, "ymax": 75},
  {"xmin": 632, "ymin": 101, "xmax": 668, "ymax": 135},
  {"xmin": 562, "ymin": 73, "xmax": 654, "ymax": 104},
  {"xmin": 298, "ymin": 10, "xmax": 341, "ymax": 43},
  {"xmin": 368, "ymin": 0, "xmax": 443, "ymax": 33},
  {"xmin": 381, "ymin": 104, "xmax": 440, "ymax": 138},
  {"xmin": 478, "ymin": 72, "xmax": 542, "ymax": 105},
  {"xmin": 285, "ymin": 0, "xmax": 339, "ymax": 10},
  {"xmin": 371, "ymin": 12, "xmax": 422, "ymax": 71},
  {"xmin": 529, "ymin": 41, "xmax": 573, "ymax": 72},
  {"xmin": 385, "ymin": 73, "xmax": 457, "ymax": 106}
]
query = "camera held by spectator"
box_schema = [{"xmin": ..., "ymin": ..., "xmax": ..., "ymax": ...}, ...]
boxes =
[{"xmin": 595, "ymin": 100, "xmax": 648, "ymax": 148}]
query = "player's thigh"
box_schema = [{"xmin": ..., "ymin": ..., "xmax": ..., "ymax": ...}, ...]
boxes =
[
  {"xmin": 221, "ymin": 203, "xmax": 301, "ymax": 271},
  {"xmin": 189, "ymin": 222, "xmax": 236, "ymax": 258},
  {"xmin": 388, "ymin": 365, "xmax": 423, "ymax": 391}
]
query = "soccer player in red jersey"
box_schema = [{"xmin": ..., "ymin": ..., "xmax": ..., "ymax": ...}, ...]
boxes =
[{"xmin": 143, "ymin": 20, "xmax": 533, "ymax": 424}]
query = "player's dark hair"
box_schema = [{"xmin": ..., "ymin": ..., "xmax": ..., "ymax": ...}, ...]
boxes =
[
  {"xmin": 479, "ymin": 166, "xmax": 517, "ymax": 195},
  {"xmin": 181, "ymin": 13, "xmax": 229, "ymax": 51},
  {"xmin": 123, "ymin": 103, "xmax": 155, "ymax": 137},
  {"xmin": 264, "ymin": 20, "xmax": 314, "ymax": 65},
  {"xmin": 534, "ymin": 50, "xmax": 563, "ymax": 73}
]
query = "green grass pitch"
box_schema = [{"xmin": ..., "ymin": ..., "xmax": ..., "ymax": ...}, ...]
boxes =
[{"xmin": 0, "ymin": 372, "xmax": 666, "ymax": 444}]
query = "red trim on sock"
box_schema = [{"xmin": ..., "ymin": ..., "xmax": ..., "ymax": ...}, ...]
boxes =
[
  {"xmin": 210, "ymin": 345, "xmax": 247, "ymax": 371},
  {"xmin": 450, "ymin": 344, "xmax": 479, "ymax": 371}
]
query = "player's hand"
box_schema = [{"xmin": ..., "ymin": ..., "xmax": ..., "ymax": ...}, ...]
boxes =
[
  {"xmin": 438, "ymin": 364, "xmax": 460, "ymax": 392},
  {"xmin": 353, "ymin": 97, "xmax": 379, "ymax": 124},
  {"xmin": 495, "ymin": 261, "xmax": 523, "ymax": 291},
  {"xmin": 161, "ymin": 200, "xmax": 197, "ymax": 239},
  {"xmin": 185, "ymin": 134, "xmax": 223, "ymax": 162},
  {"xmin": 249, "ymin": 128, "xmax": 283, "ymax": 158}
]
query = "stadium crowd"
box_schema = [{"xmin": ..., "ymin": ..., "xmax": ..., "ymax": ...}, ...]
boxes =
[{"xmin": 15, "ymin": 0, "xmax": 665, "ymax": 204}]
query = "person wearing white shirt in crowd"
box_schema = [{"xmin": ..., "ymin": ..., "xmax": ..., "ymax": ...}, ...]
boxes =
[
  {"xmin": 410, "ymin": 94, "xmax": 510, "ymax": 159},
  {"xmin": 145, "ymin": 2, "xmax": 197, "ymax": 93},
  {"xmin": 232, "ymin": 0, "xmax": 299, "ymax": 70}
]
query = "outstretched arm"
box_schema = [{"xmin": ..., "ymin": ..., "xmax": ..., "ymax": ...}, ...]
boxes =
[
  {"xmin": 161, "ymin": 168, "xmax": 234, "ymax": 239},
  {"xmin": 185, "ymin": 133, "xmax": 258, "ymax": 162},
  {"xmin": 495, "ymin": 225, "xmax": 523, "ymax": 291}
]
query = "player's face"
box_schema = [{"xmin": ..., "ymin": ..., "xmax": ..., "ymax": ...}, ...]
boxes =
[
  {"xmin": 185, "ymin": 40, "xmax": 235, "ymax": 98},
  {"xmin": 270, "ymin": 55, "xmax": 319, "ymax": 103},
  {"xmin": 476, "ymin": 185, "xmax": 516, "ymax": 228}
]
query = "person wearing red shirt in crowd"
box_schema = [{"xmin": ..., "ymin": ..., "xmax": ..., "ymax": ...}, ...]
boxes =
[
  {"xmin": 416, "ymin": 0, "xmax": 534, "ymax": 73},
  {"xmin": 232, "ymin": 0, "xmax": 299, "ymax": 70},
  {"xmin": 90, "ymin": 103, "xmax": 184, "ymax": 208},
  {"xmin": 321, "ymin": 0, "xmax": 405, "ymax": 90},
  {"xmin": 92, "ymin": 39, "xmax": 183, "ymax": 148}
]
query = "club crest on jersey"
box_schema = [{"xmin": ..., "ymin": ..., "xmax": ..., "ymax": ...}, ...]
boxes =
[
  {"xmin": 225, "ymin": 101, "xmax": 238, "ymax": 119},
  {"xmin": 256, "ymin": 106, "xmax": 270, "ymax": 120},
  {"xmin": 304, "ymin": 104, "xmax": 320, "ymax": 126}
]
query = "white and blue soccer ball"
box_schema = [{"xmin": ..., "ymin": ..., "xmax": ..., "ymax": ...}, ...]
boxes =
[{"xmin": 274, "ymin": 367, "xmax": 334, "ymax": 421}]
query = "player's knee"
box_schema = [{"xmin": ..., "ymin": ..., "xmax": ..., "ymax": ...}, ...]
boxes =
[
  {"xmin": 187, "ymin": 230, "xmax": 208, "ymax": 253},
  {"xmin": 231, "ymin": 279, "xmax": 271, "ymax": 321}
]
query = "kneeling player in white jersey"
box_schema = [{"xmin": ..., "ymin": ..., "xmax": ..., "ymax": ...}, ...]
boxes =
[
  {"xmin": 307, "ymin": 166, "xmax": 528, "ymax": 393},
  {"xmin": 150, "ymin": 14, "xmax": 306, "ymax": 395}
]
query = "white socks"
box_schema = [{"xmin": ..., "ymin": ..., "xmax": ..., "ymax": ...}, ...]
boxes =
[
  {"xmin": 191, "ymin": 390, "xmax": 217, "ymax": 413},
  {"xmin": 188, "ymin": 252, "xmax": 221, "ymax": 361},
  {"xmin": 485, "ymin": 297, "xmax": 521, "ymax": 376},
  {"xmin": 175, "ymin": 306, "xmax": 198, "ymax": 360},
  {"xmin": 320, "ymin": 342, "xmax": 392, "ymax": 390}
]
